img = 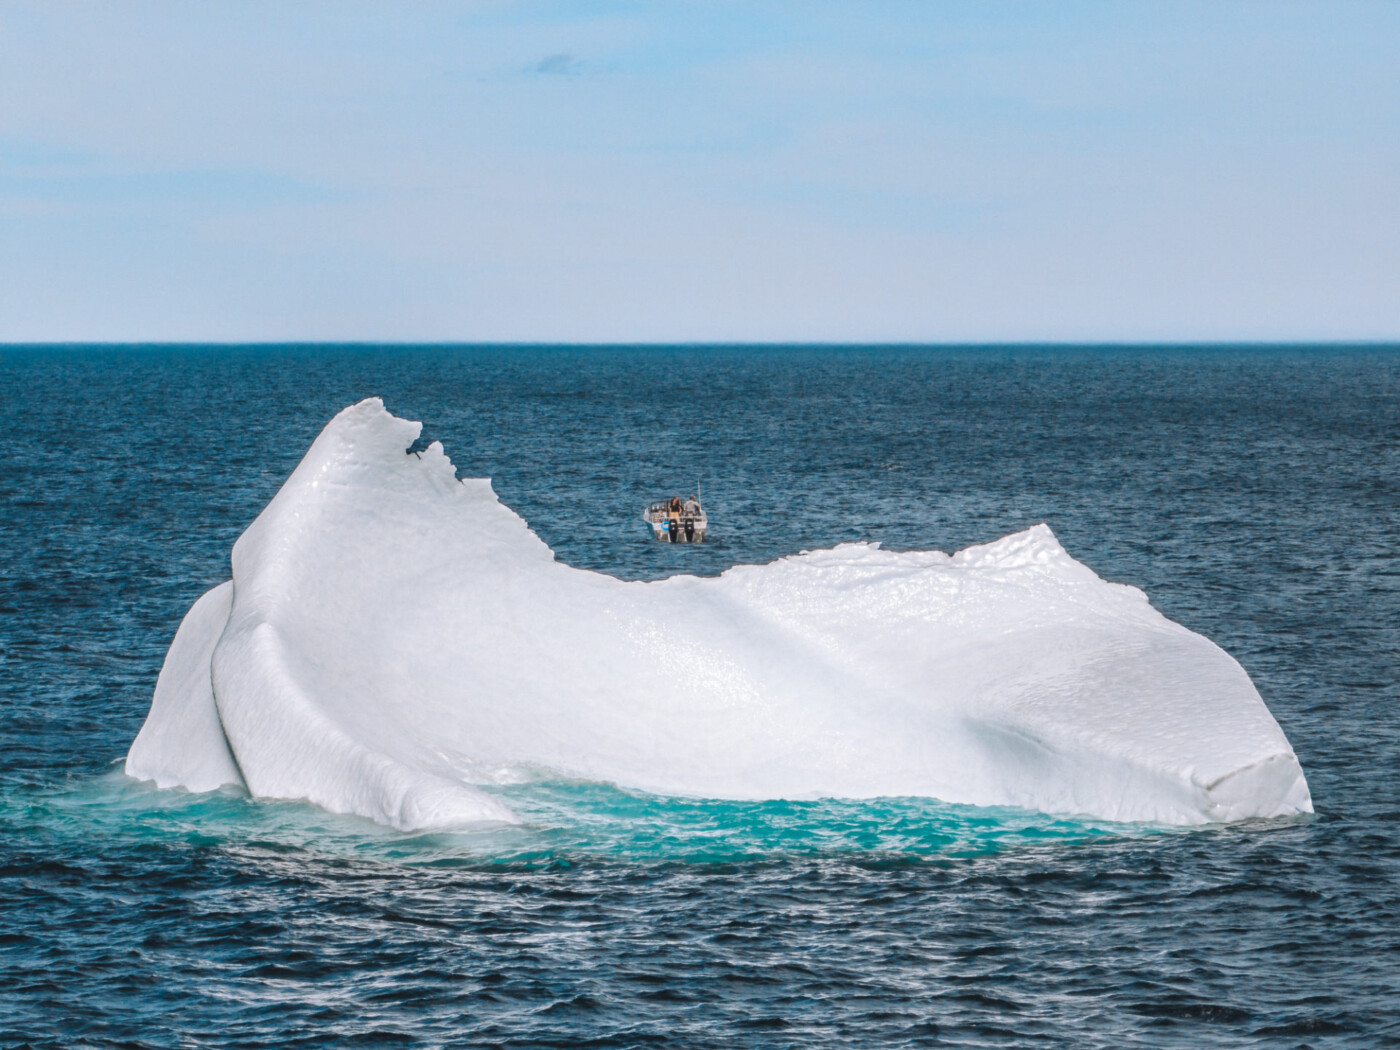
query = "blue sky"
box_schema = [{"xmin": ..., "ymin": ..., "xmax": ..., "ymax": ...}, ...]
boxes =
[{"xmin": 2, "ymin": 1, "xmax": 1397, "ymax": 342}]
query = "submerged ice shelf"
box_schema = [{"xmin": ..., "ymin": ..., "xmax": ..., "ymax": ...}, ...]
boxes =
[{"xmin": 126, "ymin": 399, "xmax": 1312, "ymax": 831}]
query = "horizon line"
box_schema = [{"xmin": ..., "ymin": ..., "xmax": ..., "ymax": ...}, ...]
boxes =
[{"xmin": 3, "ymin": 339, "xmax": 1399, "ymax": 350}]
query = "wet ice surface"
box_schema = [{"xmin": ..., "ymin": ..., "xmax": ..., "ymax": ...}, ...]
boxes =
[{"xmin": 1, "ymin": 345, "xmax": 1397, "ymax": 1047}]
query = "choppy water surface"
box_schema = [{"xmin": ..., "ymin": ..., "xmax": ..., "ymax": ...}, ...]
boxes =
[{"xmin": 1, "ymin": 345, "xmax": 1397, "ymax": 1047}]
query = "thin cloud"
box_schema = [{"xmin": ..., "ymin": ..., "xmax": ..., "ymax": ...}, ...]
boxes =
[{"xmin": 533, "ymin": 52, "xmax": 583, "ymax": 76}]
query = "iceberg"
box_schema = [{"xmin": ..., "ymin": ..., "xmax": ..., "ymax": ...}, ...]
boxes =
[{"xmin": 125, "ymin": 399, "xmax": 1313, "ymax": 831}]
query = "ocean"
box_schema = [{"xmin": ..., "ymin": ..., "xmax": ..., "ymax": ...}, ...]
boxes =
[{"xmin": 1, "ymin": 344, "xmax": 1396, "ymax": 1047}]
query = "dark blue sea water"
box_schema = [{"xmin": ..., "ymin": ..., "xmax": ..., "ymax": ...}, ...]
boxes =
[{"xmin": 1, "ymin": 344, "xmax": 1397, "ymax": 1048}]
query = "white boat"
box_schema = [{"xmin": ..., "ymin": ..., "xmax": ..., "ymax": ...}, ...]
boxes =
[{"xmin": 643, "ymin": 494, "xmax": 707, "ymax": 543}]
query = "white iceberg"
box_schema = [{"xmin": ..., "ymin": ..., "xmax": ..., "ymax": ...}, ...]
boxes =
[{"xmin": 126, "ymin": 399, "xmax": 1313, "ymax": 831}]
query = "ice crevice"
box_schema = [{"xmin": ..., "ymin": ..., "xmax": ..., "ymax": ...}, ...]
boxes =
[{"xmin": 125, "ymin": 398, "xmax": 1313, "ymax": 831}]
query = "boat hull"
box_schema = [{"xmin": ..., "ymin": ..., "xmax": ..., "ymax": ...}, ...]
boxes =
[{"xmin": 649, "ymin": 520, "xmax": 706, "ymax": 543}]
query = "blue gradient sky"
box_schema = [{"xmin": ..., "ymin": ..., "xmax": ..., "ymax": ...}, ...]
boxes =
[{"xmin": 2, "ymin": 1, "xmax": 1397, "ymax": 342}]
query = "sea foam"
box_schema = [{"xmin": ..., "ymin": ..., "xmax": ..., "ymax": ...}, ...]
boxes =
[{"xmin": 125, "ymin": 399, "xmax": 1313, "ymax": 830}]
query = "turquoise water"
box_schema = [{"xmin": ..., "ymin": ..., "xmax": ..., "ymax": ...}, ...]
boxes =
[
  {"xmin": 13, "ymin": 771, "xmax": 1148, "ymax": 869},
  {"xmin": 2, "ymin": 344, "xmax": 1396, "ymax": 1047}
]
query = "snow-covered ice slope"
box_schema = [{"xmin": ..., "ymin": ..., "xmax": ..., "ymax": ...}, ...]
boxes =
[{"xmin": 126, "ymin": 399, "xmax": 1313, "ymax": 830}]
